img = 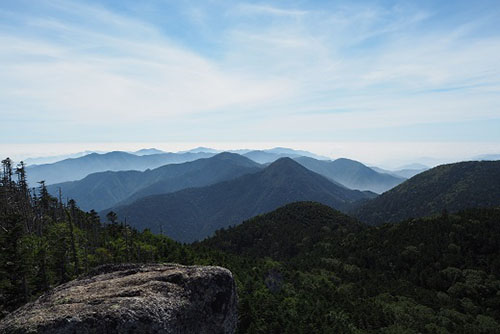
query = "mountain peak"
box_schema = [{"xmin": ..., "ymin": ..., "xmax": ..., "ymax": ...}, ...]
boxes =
[
  {"xmin": 104, "ymin": 151, "xmax": 131, "ymax": 156},
  {"xmin": 268, "ymin": 156, "xmax": 298, "ymax": 166},
  {"xmin": 181, "ymin": 147, "xmax": 220, "ymax": 154},
  {"xmin": 213, "ymin": 151, "xmax": 243, "ymax": 159},
  {"xmin": 333, "ymin": 158, "xmax": 364, "ymax": 166},
  {"xmin": 265, "ymin": 157, "xmax": 309, "ymax": 174},
  {"xmin": 211, "ymin": 152, "xmax": 261, "ymax": 167},
  {"xmin": 133, "ymin": 148, "xmax": 165, "ymax": 155}
]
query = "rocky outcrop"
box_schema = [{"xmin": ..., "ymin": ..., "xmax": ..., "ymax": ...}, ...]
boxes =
[{"xmin": 0, "ymin": 264, "xmax": 237, "ymax": 333}]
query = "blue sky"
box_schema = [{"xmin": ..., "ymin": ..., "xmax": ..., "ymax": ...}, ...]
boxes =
[{"xmin": 0, "ymin": 0, "xmax": 499, "ymax": 165}]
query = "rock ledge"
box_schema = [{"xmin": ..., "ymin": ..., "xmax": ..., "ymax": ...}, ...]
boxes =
[{"xmin": 0, "ymin": 263, "xmax": 237, "ymax": 334}]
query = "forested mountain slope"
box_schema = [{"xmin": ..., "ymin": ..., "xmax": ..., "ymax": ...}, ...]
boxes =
[
  {"xmin": 354, "ymin": 160, "xmax": 500, "ymax": 225},
  {"xmin": 200, "ymin": 202, "xmax": 500, "ymax": 333},
  {"xmin": 203, "ymin": 202, "xmax": 364, "ymax": 259}
]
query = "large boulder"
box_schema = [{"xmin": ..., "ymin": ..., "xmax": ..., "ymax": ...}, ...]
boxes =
[{"xmin": 0, "ymin": 264, "xmax": 237, "ymax": 333}]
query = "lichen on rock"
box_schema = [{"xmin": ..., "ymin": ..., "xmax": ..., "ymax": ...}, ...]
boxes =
[{"xmin": 0, "ymin": 263, "xmax": 237, "ymax": 334}]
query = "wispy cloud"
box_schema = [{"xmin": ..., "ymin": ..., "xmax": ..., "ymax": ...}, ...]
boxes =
[
  {"xmin": 0, "ymin": 0, "xmax": 499, "ymax": 162},
  {"xmin": 219, "ymin": 1, "xmax": 500, "ymax": 125},
  {"xmin": 0, "ymin": 1, "xmax": 291, "ymax": 125},
  {"xmin": 234, "ymin": 3, "xmax": 309, "ymax": 17}
]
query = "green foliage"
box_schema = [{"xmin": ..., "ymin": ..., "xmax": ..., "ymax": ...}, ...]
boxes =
[
  {"xmin": 198, "ymin": 202, "xmax": 500, "ymax": 333},
  {"xmin": 0, "ymin": 161, "xmax": 193, "ymax": 316},
  {"xmin": 2, "ymin": 157, "xmax": 500, "ymax": 333}
]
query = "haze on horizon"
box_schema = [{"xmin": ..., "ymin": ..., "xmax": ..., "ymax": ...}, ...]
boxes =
[{"xmin": 1, "ymin": 0, "xmax": 499, "ymax": 166}]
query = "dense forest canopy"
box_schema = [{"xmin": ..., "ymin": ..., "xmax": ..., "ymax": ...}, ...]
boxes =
[
  {"xmin": 1, "ymin": 158, "xmax": 500, "ymax": 333},
  {"xmin": 201, "ymin": 202, "xmax": 500, "ymax": 333}
]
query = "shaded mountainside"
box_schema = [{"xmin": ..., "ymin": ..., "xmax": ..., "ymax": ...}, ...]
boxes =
[
  {"xmin": 48, "ymin": 170, "xmax": 144, "ymax": 212},
  {"xmin": 295, "ymin": 156, "xmax": 405, "ymax": 193},
  {"xmin": 354, "ymin": 160, "xmax": 500, "ymax": 225},
  {"xmin": 108, "ymin": 158, "xmax": 372, "ymax": 242},
  {"xmin": 199, "ymin": 202, "xmax": 500, "ymax": 333},
  {"xmin": 27, "ymin": 151, "xmax": 215, "ymax": 185},
  {"xmin": 118, "ymin": 153, "xmax": 261, "ymax": 207},
  {"xmin": 48, "ymin": 153, "xmax": 261, "ymax": 211}
]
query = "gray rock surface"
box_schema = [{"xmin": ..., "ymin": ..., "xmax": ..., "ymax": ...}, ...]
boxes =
[{"xmin": 0, "ymin": 263, "xmax": 237, "ymax": 334}]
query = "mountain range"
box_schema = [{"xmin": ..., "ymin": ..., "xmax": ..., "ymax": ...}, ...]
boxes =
[
  {"xmin": 354, "ymin": 160, "xmax": 500, "ymax": 225},
  {"xmin": 26, "ymin": 147, "xmax": 328, "ymax": 185},
  {"xmin": 24, "ymin": 147, "xmax": 500, "ymax": 244},
  {"xmin": 45, "ymin": 151, "xmax": 404, "ymax": 213},
  {"xmin": 26, "ymin": 151, "xmax": 215, "ymax": 185},
  {"xmin": 242, "ymin": 150, "xmax": 302, "ymax": 164},
  {"xmin": 47, "ymin": 153, "xmax": 261, "ymax": 211},
  {"xmin": 240, "ymin": 147, "xmax": 329, "ymax": 163},
  {"xmin": 106, "ymin": 158, "xmax": 374, "ymax": 242}
]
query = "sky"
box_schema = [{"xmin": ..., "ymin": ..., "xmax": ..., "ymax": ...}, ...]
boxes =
[{"xmin": 0, "ymin": 0, "xmax": 499, "ymax": 166}]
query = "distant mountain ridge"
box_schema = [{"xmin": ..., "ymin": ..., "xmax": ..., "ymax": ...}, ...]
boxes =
[
  {"xmin": 179, "ymin": 147, "xmax": 222, "ymax": 154},
  {"xmin": 132, "ymin": 148, "xmax": 165, "ymax": 155},
  {"xmin": 27, "ymin": 151, "xmax": 216, "ymax": 185},
  {"xmin": 23, "ymin": 151, "xmax": 101, "ymax": 166},
  {"xmin": 354, "ymin": 160, "xmax": 500, "ymax": 225},
  {"xmin": 242, "ymin": 150, "xmax": 300, "ymax": 164},
  {"xmin": 48, "ymin": 153, "xmax": 261, "ymax": 211},
  {"xmin": 263, "ymin": 147, "xmax": 330, "ymax": 160},
  {"xmin": 294, "ymin": 156, "xmax": 405, "ymax": 193},
  {"xmin": 242, "ymin": 148, "xmax": 329, "ymax": 164},
  {"xmin": 370, "ymin": 166, "xmax": 428, "ymax": 179},
  {"xmin": 177, "ymin": 147, "xmax": 329, "ymax": 162},
  {"xmin": 43, "ymin": 151, "xmax": 400, "ymax": 213},
  {"xmin": 397, "ymin": 163, "xmax": 429, "ymax": 170},
  {"xmin": 107, "ymin": 158, "xmax": 374, "ymax": 242}
]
